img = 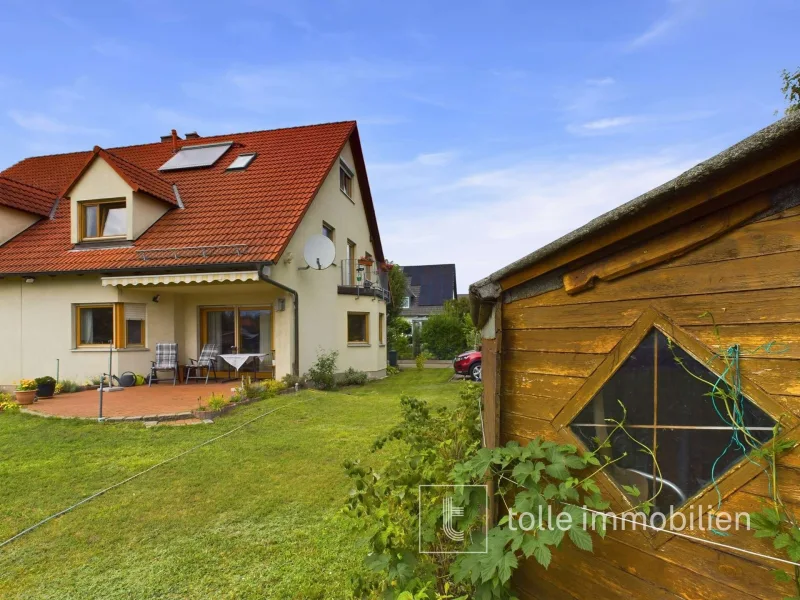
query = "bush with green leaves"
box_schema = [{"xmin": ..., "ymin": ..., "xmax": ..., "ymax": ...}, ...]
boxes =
[
  {"xmin": 386, "ymin": 365, "xmax": 401, "ymax": 376},
  {"xmin": 281, "ymin": 373, "xmax": 307, "ymax": 389},
  {"xmin": 55, "ymin": 379, "xmax": 81, "ymax": 394},
  {"xmin": 388, "ymin": 319, "xmax": 413, "ymax": 359},
  {"xmin": 343, "ymin": 382, "xmax": 637, "ymax": 599},
  {"xmin": 420, "ymin": 313, "xmax": 469, "ymax": 360},
  {"xmin": 343, "ymin": 383, "xmax": 483, "ymax": 598},
  {"xmin": 0, "ymin": 392, "xmax": 19, "ymax": 413},
  {"xmin": 206, "ymin": 393, "xmax": 229, "ymax": 411},
  {"xmin": 342, "ymin": 367, "xmax": 368, "ymax": 386},
  {"xmin": 415, "ymin": 350, "xmax": 431, "ymax": 371},
  {"xmin": 307, "ymin": 349, "xmax": 339, "ymax": 390}
]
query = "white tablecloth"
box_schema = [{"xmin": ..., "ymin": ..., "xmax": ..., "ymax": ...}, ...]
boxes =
[{"xmin": 218, "ymin": 353, "xmax": 267, "ymax": 372}]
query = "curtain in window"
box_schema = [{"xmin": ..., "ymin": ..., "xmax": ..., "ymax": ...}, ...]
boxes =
[{"xmin": 80, "ymin": 309, "xmax": 93, "ymax": 344}]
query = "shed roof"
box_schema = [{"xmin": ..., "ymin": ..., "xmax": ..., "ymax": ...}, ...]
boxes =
[{"xmin": 470, "ymin": 111, "xmax": 800, "ymax": 304}]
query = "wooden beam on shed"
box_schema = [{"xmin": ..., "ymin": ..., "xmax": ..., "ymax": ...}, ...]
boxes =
[{"xmin": 562, "ymin": 193, "xmax": 770, "ymax": 294}]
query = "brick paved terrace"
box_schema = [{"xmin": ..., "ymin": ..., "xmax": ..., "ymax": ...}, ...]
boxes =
[{"xmin": 26, "ymin": 382, "xmax": 238, "ymax": 419}]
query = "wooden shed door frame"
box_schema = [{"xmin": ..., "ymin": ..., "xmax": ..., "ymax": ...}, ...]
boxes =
[{"xmin": 551, "ymin": 306, "xmax": 799, "ymax": 548}]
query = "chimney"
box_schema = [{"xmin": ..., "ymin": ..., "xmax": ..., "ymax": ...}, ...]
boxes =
[
  {"xmin": 171, "ymin": 129, "xmax": 180, "ymax": 153},
  {"xmin": 184, "ymin": 131, "xmax": 200, "ymax": 140}
]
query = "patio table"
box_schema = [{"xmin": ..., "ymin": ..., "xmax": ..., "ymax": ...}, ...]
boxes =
[{"xmin": 218, "ymin": 353, "xmax": 268, "ymax": 381}]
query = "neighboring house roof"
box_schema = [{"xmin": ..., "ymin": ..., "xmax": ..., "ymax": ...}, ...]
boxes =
[
  {"xmin": 470, "ymin": 111, "xmax": 800, "ymax": 302},
  {"xmin": 0, "ymin": 121, "xmax": 383, "ymax": 274},
  {"xmin": 402, "ymin": 305, "xmax": 445, "ymax": 318},
  {"xmin": 401, "ymin": 264, "xmax": 457, "ymax": 306},
  {"xmin": 0, "ymin": 177, "xmax": 57, "ymax": 217}
]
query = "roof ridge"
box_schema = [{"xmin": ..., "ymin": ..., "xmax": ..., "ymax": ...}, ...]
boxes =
[
  {"xmin": 0, "ymin": 176, "xmax": 57, "ymax": 197},
  {"xmin": 98, "ymin": 146, "xmax": 173, "ymax": 183},
  {"xmin": 1, "ymin": 121, "xmax": 359, "ymax": 165}
]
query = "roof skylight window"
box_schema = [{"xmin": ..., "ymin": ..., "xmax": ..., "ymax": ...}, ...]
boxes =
[
  {"xmin": 227, "ymin": 153, "xmax": 257, "ymax": 170},
  {"xmin": 159, "ymin": 142, "xmax": 233, "ymax": 171}
]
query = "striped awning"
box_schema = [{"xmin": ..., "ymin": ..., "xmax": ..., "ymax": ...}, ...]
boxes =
[{"xmin": 101, "ymin": 270, "xmax": 260, "ymax": 287}]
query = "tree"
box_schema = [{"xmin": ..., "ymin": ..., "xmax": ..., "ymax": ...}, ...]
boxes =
[
  {"xmin": 781, "ymin": 68, "xmax": 800, "ymax": 114},
  {"xmin": 386, "ymin": 264, "xmax": 408, "ymax": 324}
]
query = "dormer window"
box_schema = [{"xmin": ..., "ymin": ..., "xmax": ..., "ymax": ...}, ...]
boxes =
[
  {"xmin": 81, "ymin": 200, "xmax": 126, "ymax": 241},
  {"xmin": 339, "ymin": 160, "xmax": 354, "ymax": 198}
]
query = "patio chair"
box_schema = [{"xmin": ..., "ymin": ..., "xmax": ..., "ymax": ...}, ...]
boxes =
[
  {"xmin": 184, "ymin": 343, "xmax": 220, "ymax": 384},
  {"xmin": 149, "ymin": 342, "xmax": 179, "ymax": 386}
]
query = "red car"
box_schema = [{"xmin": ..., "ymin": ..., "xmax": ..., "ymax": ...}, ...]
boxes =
[{"xmin": 454, "ymin": 350, "xmax": 482, "ymax": 382}]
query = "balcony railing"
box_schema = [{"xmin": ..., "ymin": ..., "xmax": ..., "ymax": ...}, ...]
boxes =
[{"xmin": 339, "ymin": 259, "xmax": 390, "ymax": 301}]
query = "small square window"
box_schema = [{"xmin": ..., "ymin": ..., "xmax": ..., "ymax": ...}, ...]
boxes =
[
  {"xmin": 227, "ymin": 153, "xmax": 257, "ymax": 170},
  {"xmin": 126, "ymin": 320, "xmax": 144, "ymax": 346},
  {"xmin": 339, "ymin": 161, "xmax": 353, "ymax": 198},
  {"xmin": 400, "ymin": 296, "xmax": 410, "ymax": 309},
  {"xmin": 323, "ymin": 222, "xmax": 335, "ymax": 240},
  {"xmin": 347, "ymin": 312, "xmax": 369, "ymax": 343},
  {"xmin": 81, "ymin": 201, "xmax": 126, "ymax": 240}
]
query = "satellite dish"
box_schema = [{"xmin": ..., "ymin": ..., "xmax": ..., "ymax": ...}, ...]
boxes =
[{"xmin": 303, "ymin": 235, "xmax": 336, "ymax": 270}]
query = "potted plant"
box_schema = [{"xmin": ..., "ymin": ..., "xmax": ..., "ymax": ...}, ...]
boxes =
[
  {"xmin": 15, "ymin": 379, "xmax": 37, "ymax": 405},
  {"xmin": 35, "ymin": 376, "xmax": 57, "ymax": 399},
  {"xmin": 358, "ymin": 255, "xmax": 374, "ymax": 267}
]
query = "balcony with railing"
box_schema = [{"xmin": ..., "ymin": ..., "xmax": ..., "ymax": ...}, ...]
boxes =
[{"xmin": 338, "ymin": 259, "xmax": 390, "ymax": 301}]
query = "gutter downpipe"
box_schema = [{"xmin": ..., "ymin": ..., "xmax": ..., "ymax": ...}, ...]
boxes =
[{"xmin": 257, "ymin": 264, "xmax": 300, "ymax": 377}]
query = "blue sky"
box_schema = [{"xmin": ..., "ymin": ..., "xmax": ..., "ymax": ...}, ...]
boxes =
[{"xmin": 1, "ymin": 0, "xmax": 798, "ymax": 290}]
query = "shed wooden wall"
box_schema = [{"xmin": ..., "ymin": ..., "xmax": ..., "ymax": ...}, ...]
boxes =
[{"xmin": 498, "ymin": 202, "xmax": 800, "ymax": 599}]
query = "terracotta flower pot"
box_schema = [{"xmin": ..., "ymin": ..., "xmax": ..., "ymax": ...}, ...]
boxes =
[
  {"xmin": 15, "ymin": 390, "xmax": 36, "ymax": 405},
  {"xmin": 358, "ymin": 258, "xmax": 374, "ymax": 266}
]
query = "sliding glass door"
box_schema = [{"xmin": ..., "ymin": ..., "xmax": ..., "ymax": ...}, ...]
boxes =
[{"xmin": 201, "ymin": 306, "xmax": 273, "ymax": 377}]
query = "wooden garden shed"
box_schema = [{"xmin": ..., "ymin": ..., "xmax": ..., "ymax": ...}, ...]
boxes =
[{"xmin": 469, "ymin": 112, "xmax": 800, "ymax": 600}]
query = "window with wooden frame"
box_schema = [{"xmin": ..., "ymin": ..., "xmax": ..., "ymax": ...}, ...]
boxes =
[
  {"xmin": 322, "ymin": 222, "xmax": 335, "ymax": 241},
  {"xmin": 560, "ymin": 309, "xmax": 788, "ymax": 527},
  {"xmin": 80, "ymin": 199, "xmax": 127, "ymax": 241},
  {"xmin": 75, "ymin": 303, "xmax": 146, "ymax": 348},
  {"xmin": 339, "ymin": 160, "xmax": 354, "ymax": 198},
  {"xmin": 347, "ymin": 312, "xmax": 369, "ymax": 344},
  {"xmin": 378, "ymin": 313, "xmax": 385, "ymax": 345}
]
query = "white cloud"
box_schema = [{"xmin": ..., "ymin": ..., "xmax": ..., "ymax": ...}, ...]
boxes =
[
  {"xmin": 373, "ymin": 151, "xmax": 702, "ymax": 291},
  {"xmin": 7, "ymin": 110, "xmax": 110, "ymax": 136},
  {"xmin": 627, "ymin": 0, "xmax": 704, "ymax": 50},
  {"xmin": 567, "ymin": 110, "xmax": 715, "ymax": 136},
  {"xmin": 586, "ymin": 77, "xmax": 615, "ymax": 87},
  {"xmin": 577, "ymin": 116, "xmax": 638, "ymax": 131}
]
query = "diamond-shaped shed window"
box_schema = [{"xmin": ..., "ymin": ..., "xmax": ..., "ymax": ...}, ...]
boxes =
[{"xmin": 569, "ymin": 329, "xmax": 775, "ymax": 514}]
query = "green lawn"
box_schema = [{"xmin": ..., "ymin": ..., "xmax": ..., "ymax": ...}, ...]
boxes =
[{"xmin": 0, "ymin": 370, "xmax": 463, "ymax": 599}]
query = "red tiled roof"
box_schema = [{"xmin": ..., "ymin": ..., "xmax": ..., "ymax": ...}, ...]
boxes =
[
  {"xmin": 0, "ymin": 121, "xmax": 383, "ymax": 274},
  {"xmin": 62, "ymin": 147, "xmax": 178, "ymax": 206},
  {"xmin": 0, "ymin": 177, "xmax": 57, "ymax": 217}
]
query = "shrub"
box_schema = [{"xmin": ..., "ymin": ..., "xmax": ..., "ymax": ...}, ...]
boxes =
[
  {"xmin": 420, "ymin": 313, "xmax": 469, "ymax": 360},
  {"xmin": 342, "ymin": 367, "xmax": 368, "ymax": 386},
  {"xmin": 307, "ymin": 349, "xmax": 338, "ymax": 390},
  {"xmin": 206, "ymin": 393, "xmax": 229, "ymax": 411},
  {"xmin": 281, "ymin": 373, "xmax": 307, "ymax": 389},
  {"xmin": 55, "ymin": 379, "xmax": 81, "ymax": 394},
  {"xmin": 243, "ymin": 378, "xmax": 286, "ymax": 400},
  {"xmin": 386, "ymin": 365, "xmax": 400, "ymax": 376},
  {"xmin": 388, "ymin": 318, "xmax": 412, "ymax": 359},
  {"xmin": 35, "ymin": 376, "xmax": 56, "ymax": 386},
  {"xmin": 343, "ymin": 383, "xmax": 483, "ymax": 598},
  {"xmin": 15, "ymin": 379, "xmax": 36, "ymax": 391},
  {"xmin": 85, "ymin": 375, "xmax": 106, "ymax": 387},
  {"xmin": 415, "ymin": 351, "xmax": 431, "ymax": 371},
  {"xmin": 0, "ymin": 392, "xmax": 20, "ymax": 413}
]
